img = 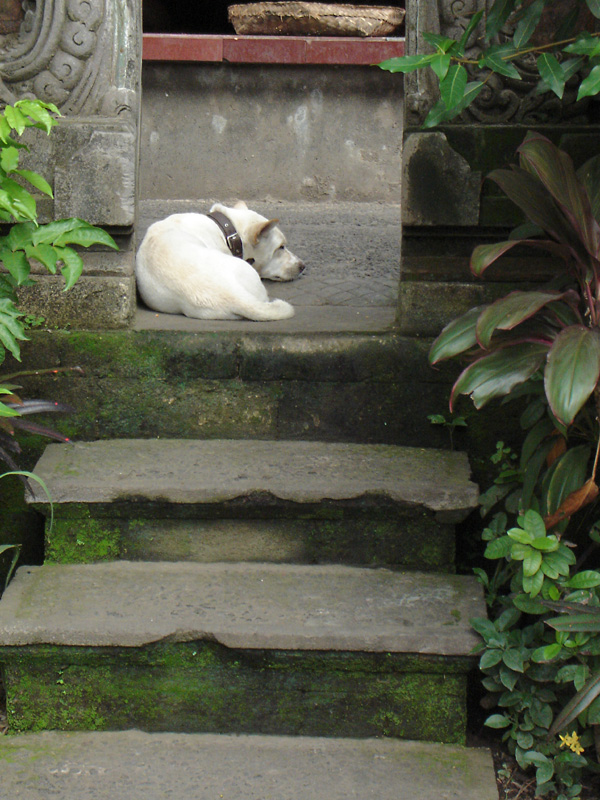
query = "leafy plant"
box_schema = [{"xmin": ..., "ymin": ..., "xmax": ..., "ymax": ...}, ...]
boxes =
[
  {"xmin": 379, "ymin": 0, "xmax": 600, "ymax": 128},
  {"xmin": 428, "ymin": 133, "xmax": 600, "ymax": 796},
  {"xmin": 0, "ymin": 98, "xmax": 117, "ymax": 422}
]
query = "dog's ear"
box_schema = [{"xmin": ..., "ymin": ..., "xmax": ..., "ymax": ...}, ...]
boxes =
[
  {"xmin": 234, "ymin": 200, "xmax": 248, "ymax": 210},
  {"xmin": 251, "ymin": 218, "xmax": 279, "ymax": 245}
]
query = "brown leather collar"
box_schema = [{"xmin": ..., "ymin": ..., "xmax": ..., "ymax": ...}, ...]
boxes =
[{"xmin": 207, "ymin": 210, "xmax": 243, "ymax": 259}]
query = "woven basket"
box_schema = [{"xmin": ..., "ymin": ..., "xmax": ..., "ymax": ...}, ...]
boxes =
[{"xmin": 228, "ymin": 2, "xmax": 405, "ymax": 37}]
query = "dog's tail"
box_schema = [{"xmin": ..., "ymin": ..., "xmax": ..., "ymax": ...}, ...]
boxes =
[{"xmin": 235, "ymin": 297, "xmax": 295, "ymax": 321}]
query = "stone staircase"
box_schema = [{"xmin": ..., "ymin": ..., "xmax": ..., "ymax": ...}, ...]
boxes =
[
  {"xmin": 0, "ymin": 201, "xmax": 498, "ymax": 797},
  {"xmin": 0, "ymin": 435, "xmax": 497, "ymax": 797}
]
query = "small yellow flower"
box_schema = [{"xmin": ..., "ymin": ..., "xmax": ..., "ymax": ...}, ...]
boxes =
[{"xmin": 558, "ymin": 731, "xmax": 584, "ymax": 755}]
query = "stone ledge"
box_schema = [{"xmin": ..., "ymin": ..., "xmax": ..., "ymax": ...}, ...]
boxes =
[
  {"xmin": 26, "ymin": 439, "xmax": 479, "ymax": 520},
  {"xmin": 0, "ymin": 562, "xmax": 484, "ymax": 653}
]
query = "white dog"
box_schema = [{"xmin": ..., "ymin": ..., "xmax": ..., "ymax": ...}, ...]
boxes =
[{"xmin": 135, "ymin": 202, "xmax": 304, "ymax": 321}]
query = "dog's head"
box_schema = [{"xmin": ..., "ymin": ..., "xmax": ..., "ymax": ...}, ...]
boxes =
[{"xmin": 211, "ymin": 202, "xmax": 305, "ymax": 281}]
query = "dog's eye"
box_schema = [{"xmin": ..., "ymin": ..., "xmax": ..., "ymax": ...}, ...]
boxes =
[{"xmin": 278, "ymin": 245, "xmax": 285, "ymax": 251}]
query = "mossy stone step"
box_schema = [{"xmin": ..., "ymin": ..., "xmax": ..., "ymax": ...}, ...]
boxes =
[
  {"xmin": 27, "ymin": 439, "xmax": 478, "ymax": 568},
  {"xmin": 0, "ymin": 731, "xmax": 498, "ymax": 800},
  {"xmin": 0, "ymin": 562, "xmax": 484, "ymax": 740}
]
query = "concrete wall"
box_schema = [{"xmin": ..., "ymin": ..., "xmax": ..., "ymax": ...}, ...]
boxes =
[{"xmin": 139, "ymin": 63, "xmax": 403, "ymax": 202}]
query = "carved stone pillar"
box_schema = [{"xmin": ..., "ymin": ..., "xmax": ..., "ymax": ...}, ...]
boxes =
[
  {"xmin": 0, "ymin": 0, "xmax": 141, "ymax": 328},
  {"xmin": 399, "ymin": 0, "xmax": 600, "ymax": 336}
]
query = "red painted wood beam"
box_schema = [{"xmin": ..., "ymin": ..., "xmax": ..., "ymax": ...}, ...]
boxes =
[{"xmin": 142, "ymin": 34, "xmax": 404, "ymax": 65}]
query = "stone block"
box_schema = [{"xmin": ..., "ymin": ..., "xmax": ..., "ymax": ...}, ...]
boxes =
[
  {"xmin": 16, "ymin": 275, "xmax": 136, "ymax": 329},
  {"xmin": 402, "ymin": 133, "xmax": 481, "ymax": 227}
]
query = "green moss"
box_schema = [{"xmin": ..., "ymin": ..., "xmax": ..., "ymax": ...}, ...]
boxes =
[
  {"xmin": 45, "ymin": 511, "xmax": 121, "ymax": 563},
  {"xmin": 1, "ymin": 641, "xmax": 471, "ymax": 742}
]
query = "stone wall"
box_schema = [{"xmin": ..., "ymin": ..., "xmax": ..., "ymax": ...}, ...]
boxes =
[{"xmin": 139, "ymin": 62, "xmax": 403, "ymax": 203}]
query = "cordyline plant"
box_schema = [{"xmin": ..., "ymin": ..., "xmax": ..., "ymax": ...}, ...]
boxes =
[{"xmin": 430, "ymin": 130, "xmax": 600, "ymax": 436}]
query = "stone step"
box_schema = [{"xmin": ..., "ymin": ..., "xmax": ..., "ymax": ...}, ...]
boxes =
[
  {"xmin": 13, "ymin": 327, "xmax": 472, "ymax": 451},
  {"xmin": 0, "ymin": 731, "xmax": 498, "ymax": 800},
  {"xmin": 27, "ymin": 440, "xmax": 478, "ymax": 568},
  {"xmin": 0, "ymin": 562, "xmax": 484, "ymax": 740}
]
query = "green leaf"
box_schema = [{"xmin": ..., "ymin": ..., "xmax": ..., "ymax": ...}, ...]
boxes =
[
  {"xmin": 14, "ymin": 169, "xmax": 53, "ymax": 198},
  {"xmin": 53, "ymin": 224, "xmax": 118, "ymax": 250},
  {"xmin": 521, "ymin": 508, "xmax": 547, "ymax": 539},
  {"xmin": 523, "ymin": 568, "xmax": 544, "ymax": 597},
  {"xmin": 546, "ymin": 614, "xmax": 600, "ymax": 634},
  {"xmin": 429, "ymin": 305, "xmax": 485, "ymax": 364},
  {"xmin": 0, "ymin": 146, "xmax": 19, "ymax": 174},
  {"xmin": 4, "ymin": 105, "xmax": 27, "ymax": 136},
  {"xmin": 1, "ymin": 177, "xmax": 37, "ymax": 218},
  {"xmin": 24, "ymin": 244, "xmax": 58, "ymax": 274},
  {"xmin": 566, "ymin": 570, "xmax": 600, "ymax": 589},
  {"xmin": 550, "ymin": 672, "xmax": 600, "ymax": 735},
  {"xmin": 440, "ymin": 64, "xmax": 468, "ymax": 109},
  {"xmin": 377, "ymin": 54, "xmax": 437, "ymax": 73},
  {"xmin": 3, "ymin": 222, "xmax": 35, "ymax": 252},
  {"xmin": 0, "ymin": 248, "xmax": 30, "ymax": 284},
  {"xmin": 14, "ymin": 99, "xmax": 59, "ymax": 134},
  {"xmin": 530, "ymin": 536, "xmax": 559, "ymax": 552},
  {"xmin": 480, "ymin": 648, "xmax": 504, "ymax": 669},
  {"xmin": 543, "ymin": 445, "xmax": 591, "ymax": 516},
  {"xmin": 537, "ymin": 54, "xmax": 566, "ymax": 99},
  {"xmin": 564, "ymin": 32, "xmax": 600, "ymax": 57},
  {"xmin": 422, "ymin": 82, "xmax": 485, "ymax": 128},
  {"xmin": 56, "ymin": 247, "xmax": 83, "ymax": 291},
  {"xmin": 470, "ymin": 616, "xmax": 498, "ymax": 640},
  {"xmin": 484, "ymin": 535, "xmax": 512, "ymax": 559},
  {"xmin": 476, "ymin": 289, "xmax": 567, "ymax": 348},
  {"xmin": 450, "ymin": 343, "xmax": 548, "ymax": 411},
  {"xmin": 507, "ymin": 527, "xmax": 534, "ymax": 545},
  {"xmin": 578, "ymin": 63, "xmax": 600, "ymax": 100},
  {"xmin": 430, "ymin": 53, "xmax": 451, "ymax": 81},
  {"xmin": 485, "ymin": 713, "xmax": 512, "ymax": 728},
  {"xmin": 0, "ymin": 298, "xmax": 26, "ymax": 360},
  {"xmin": 470, "ymin": 240, "xmax": 522, "ymax": 276},
  {"xmin": 513, "ymin": 0, "xmax": 544, "ymax": 48},
  {"xmin": 585, "ymin": 0, "xmax": 600, "ymax": 20},
  {"xmin": 544, "ymin": 326, "xmax": 600, "ymax": 427},
  {"xmin": 503, "ymin": 648, "xmax": 525, "ymax": 672},
  {"xmin": 523, "ymin": 547, "xmax": 542, "ymax": 577},
  {"xmin": 31, "ymin": 218, "xmax": 82, "ymax": 246},
  {"xmin": 457, "ymin": 10, "xmax": 484, "ymax": 55},
  {"xmin": 541, "ymin": 546, "xmax": 576, "ymax": 577},
  {"xmin": 480, "ymin": 44, "xmax": 521, "ymax": 81},
  {"xmin": 421, "ymin": 33, "xmax": 456, "ymax": 54},
  {"xmin": 513, "ymin": 594, "xmax": 547, "ymax": 614},
  {"xmin": 518, "ymin": 132, "xmax": 600, "ymax": 255},
  {"xmin": 486, "ymin": 0, "xmax": 516, "ymax": 39}
]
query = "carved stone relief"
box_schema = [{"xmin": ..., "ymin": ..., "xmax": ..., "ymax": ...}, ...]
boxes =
[
  {"xmin": 0, "ymin": 0, "xmax": 140, "ymax": 118},
  {"xmin": 405, "ymin": 0, "xmax": 596, "ymax": 127}
]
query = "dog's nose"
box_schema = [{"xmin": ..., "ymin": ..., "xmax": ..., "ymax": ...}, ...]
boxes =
[{"xmin": 298, "ymin": 261, "xmax": 306, "ymax": 275}]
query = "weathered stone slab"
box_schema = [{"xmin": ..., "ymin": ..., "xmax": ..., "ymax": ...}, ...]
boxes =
[
  {"xmin": 0, "ymin": 562, "xmax": 484, "ymax": 653},
  {"xmin": 0, "ymin": 731, "xmax": 498, "ymax": 800},
  {"xmin": 27, "ymin": 440, "xmax": 479, "ymax": 522},
  {"xmin": 0, "ymin": 564, "xmax": 482, "ymax": 740}
]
